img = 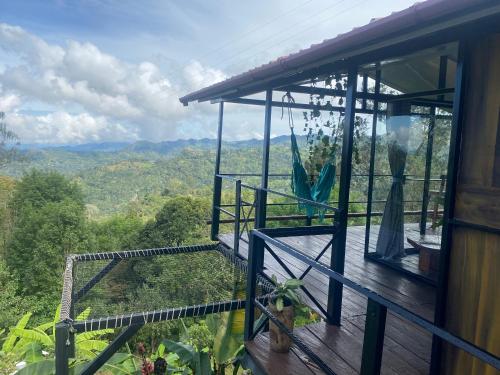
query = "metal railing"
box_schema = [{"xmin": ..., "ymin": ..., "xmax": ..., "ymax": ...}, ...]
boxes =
[
  {"xmin": 211, "ymin": 173, "xmax": 445, "ymax": 247},
  {"xmin": 243, "ymin": 228, "xmax": 500, "ymax": 375},
  {"xmin": 212, "ymin": 173, "xmax": 340, "ymax": 255}
]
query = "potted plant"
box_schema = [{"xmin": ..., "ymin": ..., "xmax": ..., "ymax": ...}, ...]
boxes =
[{"xmin": 268, "ymin": 275, "xmax": 303, "ymax": 353}]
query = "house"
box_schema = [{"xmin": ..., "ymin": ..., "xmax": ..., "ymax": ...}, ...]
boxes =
[{"xmin": 179, "ymin": 0, "xmax": 500, "ymax": 374}]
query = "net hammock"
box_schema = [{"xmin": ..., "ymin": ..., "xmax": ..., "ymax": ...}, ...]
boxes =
[
  {"xmin": 283, "ymin": 92, "xmax": 337, "ymax": 218},
  {"xmin": 61, "ymin": 244, "xmax": 274, "ymax": 332}
]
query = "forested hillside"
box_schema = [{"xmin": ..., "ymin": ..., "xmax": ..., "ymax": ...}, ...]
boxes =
[{"xmin": 1, "ymin": 137, "xmax": 294, "ymax": 216}]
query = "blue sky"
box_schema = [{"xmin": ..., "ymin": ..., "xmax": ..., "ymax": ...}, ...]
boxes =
[{"xmin": 0, "ymin": 0, "xmax": 417, "ymax": 144}]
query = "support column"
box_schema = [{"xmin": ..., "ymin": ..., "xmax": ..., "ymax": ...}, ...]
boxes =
[
  {"xmin": 55, "ymin": 322, "xmax": 71, "ymax": 375},
  {"xmin": 211, "ymin": 101, "xmax": 224, "ymax": 241},
  {"xmin": 327, "ymin": 66, "xmax": 358, "ymax": 325},
  {"xmin": 420, "ymin": 56, "xmax": 447, "ymax": 235},
  {"xmin": 253, "ymin": 89, "xmax": 272, "ymax": 270},
  {"xmin": 260, "ymin": 88, "xmax": 273, "ymax": 193},
  {"xmin": 364, "ymin": 70, "xmax": 381, "ymax": 255}
]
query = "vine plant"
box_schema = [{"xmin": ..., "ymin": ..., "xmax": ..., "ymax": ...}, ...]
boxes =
[{"xmin": 300, "ymin": 74, "xmax": 367, "ymax": 185}]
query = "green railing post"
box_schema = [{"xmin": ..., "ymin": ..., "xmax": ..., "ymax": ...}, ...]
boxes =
[
  {"xmin": 211, "ymin": 175, "xmax": 222, "ymax": 241},
  {"xmin": 254, "ymin": 188, "xmax": 267, "ymax": 271},
  {"xmin": 360, "ymin": 299, "xmax": 387, "ymax": 375},
  {"xmin": 233, "ymin": 179, "xmax": 242, "ymax": 255},
  {"xmin": 55, "ymin": 322, "xmax": 70, "ymax": 375},
  {"xmin": 244, "ymin": 231, "xmax": 262, "ymax": 341},
  {"xmin": 211, "ymin": 101, "xmax": 224, "ymax": 241},
  {"xmin": 327, "ymin": 65, "xmax": 358, "ymax": 325}
]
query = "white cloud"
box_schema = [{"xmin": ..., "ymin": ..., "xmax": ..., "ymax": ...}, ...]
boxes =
[
  {"xmin": 8, "ymin": 111, "xmax": 138, "ymax": 144},
  {"xmin": 0, "ymin": 93, "xmax": 20, "ymax": 112},
  {"xmin": 0, "ymin": 23, "xmax": 227, "ymax": 143}
]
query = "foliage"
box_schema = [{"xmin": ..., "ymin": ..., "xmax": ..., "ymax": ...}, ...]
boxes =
[
  {"xmin": 0, "ymin": 260, "xmax": 33, "ymax": 330},
  {"xmin": 162, "ymin": 339, "xmax": 212, "ymax": 375},
  {"xmin": 0, "ymin": 306, "xmax": 115, "ymax": 374},
  {"xmin": 270, "ymin": 276, "xmax": 303, "ymax": 312},
  {"xmin": 5, "ymin": 171, "xmax": 92, "ymax": 319},
  {"xmin": 298, "ymin": 76, "xmax": 368, "ymax": 182},
  {"xmin": 0, "ymin": 112, "xmax": 21, "ymax": 167},
  {"xmin": 138, "ymin": 196, "xmax": 210, "ymax": 247}
]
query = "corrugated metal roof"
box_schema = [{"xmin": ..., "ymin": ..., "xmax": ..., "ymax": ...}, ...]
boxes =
[{"xmin": 179, "ymin": 0, "xmax": 500, "ymax": 105}]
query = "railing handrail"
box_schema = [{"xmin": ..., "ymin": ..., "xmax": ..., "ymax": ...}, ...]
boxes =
[
  {"xmin": 251, "ymin": 229, "xmax": 500, "ymax": 371},
  {"xmin": 218, "ymin": 172, "xmax": 446, "ymax": 180},
  {"xmin": 216, "ymin": 174, "xmax": 339, "ymax": 212}
]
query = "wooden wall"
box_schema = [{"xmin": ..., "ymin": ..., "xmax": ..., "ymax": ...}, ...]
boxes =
[{"xmin": 443, "ymin": 34, "xmax": 500, "ymax": 375}]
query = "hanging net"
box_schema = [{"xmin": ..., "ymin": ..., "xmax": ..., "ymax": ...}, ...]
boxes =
[{"xmin": 60, "ymin": 244, "xmax": 274, "ymax": 332}]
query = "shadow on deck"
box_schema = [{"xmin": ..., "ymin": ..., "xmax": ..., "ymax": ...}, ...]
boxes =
[{"xmin": 219, "ymin": 224, "xmax": 436, "ymax": 374}]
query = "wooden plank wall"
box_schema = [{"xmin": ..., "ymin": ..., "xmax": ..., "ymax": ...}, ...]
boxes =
[{"xmin": 443, "ymin": 34, "xmax": 500, "ymax": 375}]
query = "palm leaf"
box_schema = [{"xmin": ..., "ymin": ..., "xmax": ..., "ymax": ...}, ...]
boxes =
[
  {"xmin": 76, "ymin": 307, "xmax": 91, "ymax": 321},
  {"xmin": 52, "ymin": 305, "xmax": 61, "ymax": 340},
  {"xmin": 77, "ymin": 339, "xmax": 109, "ymax": 352},
  {"xmin": 213, "ymin": 276, "xmax": 245, "ymax": 364},
  {"xmin": 2, "ymin": 312, "xmax": 32, "ymax": 352},
  {"xmin": 10, "ymin": 328, "xmax": 53, "ymax": 347},
  {"xmin": 16, "ymin": 359, "xmax": 55, "ymax": 375},
  {"xmin": 35, "ymin": 321, "xmax": 54, "ymax": 333},
  {"xmin": 20, "ymin": 342, "xmax": 44, "ymax": 363},
  {"xmin": 76, "ymin": 328, "xmax": 113, "ymax": 342}
]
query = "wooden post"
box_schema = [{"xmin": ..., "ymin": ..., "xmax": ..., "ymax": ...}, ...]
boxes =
[
  {"xmin": 327, "ymin": 66, "xmax": 358, "ymax": 325},
  {"xmin": 211, "ymin": 102, "xmax": 224, "ymax": 241}
]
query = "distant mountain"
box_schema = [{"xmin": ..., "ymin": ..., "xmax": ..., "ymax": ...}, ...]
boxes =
[
  {"xmin": 17, "ymin": 135, "xmax": 299, "ymax": 155},
  {"xmin": 19, "ymin": 142, "xmax": 131, "ymax": 153}
]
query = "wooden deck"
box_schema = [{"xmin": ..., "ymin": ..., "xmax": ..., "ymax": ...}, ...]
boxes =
[{"xmin": 219, "ymin": 224, "xmax": 437, "ymax": 374}]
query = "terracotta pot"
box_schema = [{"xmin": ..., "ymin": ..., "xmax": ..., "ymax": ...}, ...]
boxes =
[{"xmin": 268, "ymin": 301, "xmax": 294, "ymax": 353}]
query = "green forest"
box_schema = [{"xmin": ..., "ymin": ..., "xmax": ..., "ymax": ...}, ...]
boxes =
[{"xmin": 0, "ymin": 110, "xmax": 451, "ymax": 374}]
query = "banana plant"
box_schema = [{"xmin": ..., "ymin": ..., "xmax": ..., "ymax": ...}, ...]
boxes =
[
  {"xmin": 162, "ymin": 339, "xmax": 212, "ymax": 375},
  {"xmin": 1, "ymin": 305, "xmax": 114, "ymax": 372}
]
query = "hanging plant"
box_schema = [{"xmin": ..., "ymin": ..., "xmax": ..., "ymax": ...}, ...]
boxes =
[{"xmin": 301, "ymin": 75, "xmax": 367, "ymax": 185}]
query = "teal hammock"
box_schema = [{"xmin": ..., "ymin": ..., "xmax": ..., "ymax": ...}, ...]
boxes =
[{"xmin": 290, "ymin": 127, "xmax": 336, "ymax": 219}]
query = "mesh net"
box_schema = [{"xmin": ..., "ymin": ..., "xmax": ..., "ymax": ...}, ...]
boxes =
[{"xmin": 70, "ymin": 246, "xmax": 251, "ymax": 323}]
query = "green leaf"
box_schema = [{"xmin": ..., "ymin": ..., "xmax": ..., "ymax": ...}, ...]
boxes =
[
  {"xmin": 10, "ymin": 328, "xmax": 53, "ymax": 347},
  {"xmin": 76, "ymin": 328, "xmax": 113, "ymax": 342},
  {"xmin": 284, "ymin": 290, "xmax": 301, "ymax": 306},
  {"xmin": 284, "ymin": 279, "xmax": 303, "ymax": 288},
  {"xmin": 21, "ymin": 342, "xmax": 44, "ymax": 363},
  {"xmin": 52, "ymin": 305, "xmax": 61, "ymax": 340},
  {"xmin": 156, "ymin": 342, "xmax": 165, "ymax": 358},
  {"xmin": 77, "ymin": 339, "xmax": 108, "ymax": 352},
  {"xmin": 271, "ymin": 274, "xmax": 278, "ymax": 285},
  {"xmin": 198, "ymin": 350, "xmax": 211, "ymax": 375},
  {"xmin": 35, "ymin": 322, "xmax": 54, "ymax": 334},
  {"xmin": 2, "ymin": 312, "xmax": 32, "ymax": 353},
  {"xmin": 16, "ymin": 359, "xmax": 55, "ymax": 375},
  {"xmin": 76, "ymin": 307, "xmax": 91, "ymax": 321},
  {"xmin": 276, "ymin": 297, "xmax": 284, "ymax": 312},
  {"xmin": 161, "ymin": 339, "xmax": 195, "ymax": 365}
]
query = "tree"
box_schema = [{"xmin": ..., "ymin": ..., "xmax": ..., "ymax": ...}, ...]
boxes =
[
  {"xmin": 0, "ymin": 112, "xmax": 20, "ymax": 167},
  {"xmin": 138, "ymin": 196, "xmax": 210, "ymax": 247},
  {"xmin": 5, "ymin": 171, "xmax": 92, "ymax": 318}
]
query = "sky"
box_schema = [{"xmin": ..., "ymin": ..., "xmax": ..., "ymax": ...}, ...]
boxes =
[{"xmin": 0, "ymin": 0, "xmax": 418, "ymax": 144}]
